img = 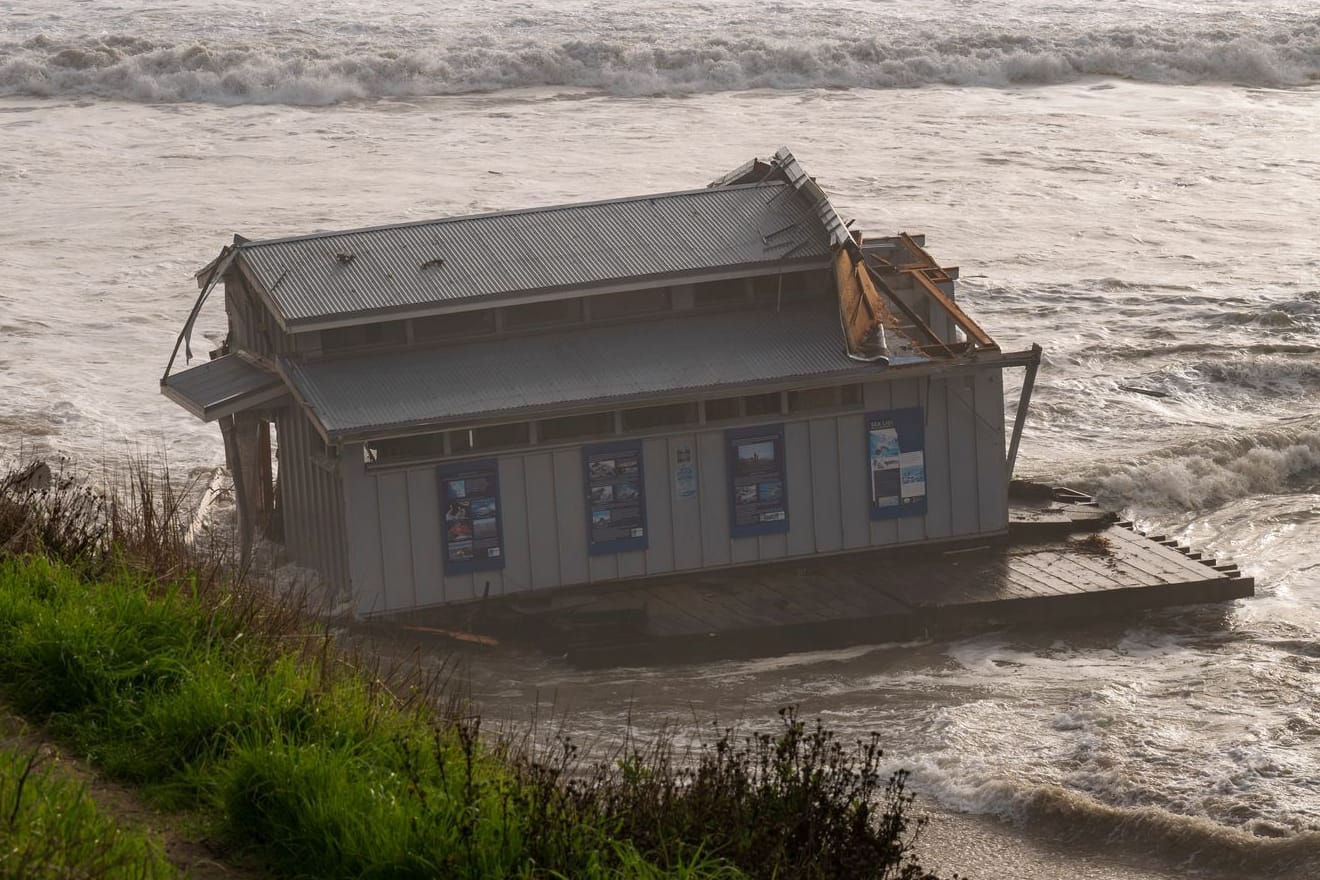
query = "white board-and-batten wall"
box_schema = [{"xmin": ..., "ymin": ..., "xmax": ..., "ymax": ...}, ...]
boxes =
[{"xmin": 339, "ymin": 370, "xmax": 1007, "ymax": 616}]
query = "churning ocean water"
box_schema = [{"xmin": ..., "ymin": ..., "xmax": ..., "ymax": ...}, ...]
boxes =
[{"xmin": 2, "ymin": 0, "xmax": 1319, "ymax": 875}]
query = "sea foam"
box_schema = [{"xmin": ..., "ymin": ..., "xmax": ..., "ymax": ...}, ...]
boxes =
[
  {"xmin": 1083, "ymin": 423, "xmax": 1320, "ymax": 511},
  {"xmin": 2, "ymin": 21, "xmax": 1318, "ymax": 105}
]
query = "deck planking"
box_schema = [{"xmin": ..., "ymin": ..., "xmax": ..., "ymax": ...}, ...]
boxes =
[{"xmin": 382, "ymin": 520, "xmax": 1253, "ymax": 665}]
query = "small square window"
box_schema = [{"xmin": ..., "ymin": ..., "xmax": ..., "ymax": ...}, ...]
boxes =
[
  {"xmin": 539, "ymin": 411, "xmax": 615, "ymax": 443},
  {"xmin": 413, "ymin": 310, "xmax": 495, "ymax": 342},
  {"xmin": 503, "ymin": 298, "xmax": 584, "ymax": 329},
  {"xmin": 622, "ymin": 402, "xmax": 698, "ymax": 432},
  {"xmin": 787, "ymin": 387, "xmax": 840, "ymax": 413},
  {"xmin": 743, "ymin": 392, "xmax": 783, "ymax": 417},
  {"xmin": 322, "ymin": 320, "xmax": 407, "ymax": 352},
  {"xmin": 590, "ymin": 289, "xmax": 671, "ymax": 320},
  {"xmin": 704, "ymin": 397, "xmax": 741, "ymax": 422},
  {"xmin": 753, "ymin": 272, "xmax": 823, "ymax": 308},
  {"xmin": 692, "ymin": 278, "xmax": 749, "ymax": 308},
  {"xmin": 367, "ymin": 432, "xmax": 447, "ymax": 462}
]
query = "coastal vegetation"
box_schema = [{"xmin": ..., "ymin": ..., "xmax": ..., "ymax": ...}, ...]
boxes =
[
  {"xmin": 0, "ymin": 459, "xmax": 952, "ymax": 879},
  {"xmin": 0, "ymin": 735, "xmax": 178, "ymax": 879}
]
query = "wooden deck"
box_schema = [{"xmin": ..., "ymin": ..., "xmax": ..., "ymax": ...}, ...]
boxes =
[{"xmin": 377, "ymin": 498, "xmax": 1254, "ymax": 666}]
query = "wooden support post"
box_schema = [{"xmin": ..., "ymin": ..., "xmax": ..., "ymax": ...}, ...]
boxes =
[
  {"xmin": 256, "ymin": 419, "xmax": 274, "ymax": 535},
  {"xmin": 219, "ymin": 414, "xmax": 254, "ymax": 569},
  {"xmin": 1006, "ymin": 344, "xmax": 1043, "ymax": 479}
]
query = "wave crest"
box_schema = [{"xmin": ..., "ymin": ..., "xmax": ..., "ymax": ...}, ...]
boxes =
[
  {"xmin": 956, "ymin": 780, "xmax": 1320, "ymax": 878},
  {"xmin": 2, "ymin": 23, "xmax": 1319, "ymax": 105},
  {"xmin": 1082, "ymin": 423, "xmax": 1320, "ymax": 510}
]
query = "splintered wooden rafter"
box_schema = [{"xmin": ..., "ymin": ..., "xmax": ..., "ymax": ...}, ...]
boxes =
[
  {"xmin": 862, "ymin": 261, "xmax": 957, "ymax": 358},
  {"xmin": 833, "ymin": 241, "xmax": 961, "ymax": 359},
  {"xmin": 833, "ymin": 245, "xmax": 899, "ymax": 357},
  {"xmin": 895, "ymin": 232, "xmax": 998, "ymax": 351}
]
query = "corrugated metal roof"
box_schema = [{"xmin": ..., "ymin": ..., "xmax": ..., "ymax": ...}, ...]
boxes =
[
  {"xmin": 239, "ymin": 182, "xmax": 829, "ymax": 329},
  {"xmin": 282, "ymin": 304, "xmax": 914, "ymax": 440},
  {"xmin": 161, "ymin": 353, "xmax": 284, "ymax": 421}
]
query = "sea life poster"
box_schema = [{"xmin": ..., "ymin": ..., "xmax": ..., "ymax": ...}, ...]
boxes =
[{"xmin": 867, "ymin": 408, "xmax": 926, "ymax": 519}]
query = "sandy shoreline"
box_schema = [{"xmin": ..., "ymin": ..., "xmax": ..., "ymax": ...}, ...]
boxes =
[{"xmin": 915, "ymin": 808, "xmax": 1268, "ymax": 880}]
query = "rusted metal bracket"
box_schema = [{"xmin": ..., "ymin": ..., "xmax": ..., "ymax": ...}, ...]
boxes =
[{"xmin": 1005, "ymin": 343, "xmax": 1043, "ymax": 479}]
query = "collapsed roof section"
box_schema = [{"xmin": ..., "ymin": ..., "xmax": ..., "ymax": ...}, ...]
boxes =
[{"xmin": 713, "ymin": 147, "xmax": 999, "ymax": 364}]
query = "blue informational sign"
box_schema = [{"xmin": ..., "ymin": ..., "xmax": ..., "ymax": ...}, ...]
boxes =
[
  {"xmin": 726, "ymin": 423, "xmax": 789, "ymax": 537},
  {"xmin": 436, "ymin": 459, "xmax": 505, "ymax": 574},
  {"xmin": 867, "ymin": 407, "xmax": 927, "ymax": 520},
  {"xmin": 584, "ymin": 440, "xmax": 648, "ymax": 555}
]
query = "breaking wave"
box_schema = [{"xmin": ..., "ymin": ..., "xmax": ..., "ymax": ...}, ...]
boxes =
[
  {"xmin": 1081, "ymin": 422, "xmax": 1320, "ymax": 511},
  {"xmin": 930, "ymin": 778, "xmax": 1320, "ymax": 878},
  {"xmin": 2, "ymin": 21, "xmax": 1319, "ymax": 104}
]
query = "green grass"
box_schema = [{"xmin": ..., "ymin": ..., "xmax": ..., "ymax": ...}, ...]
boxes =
[
  {"xmin": 0, "ymin": 556, "xmax": 744, "ymax": 879},
  {"xmin": 0, "ymin": 738, "xmax": 178, "ymax": 880},
  {"xmin": 0, "ymin": 459, "xmax": 952, "ymax": 880}
]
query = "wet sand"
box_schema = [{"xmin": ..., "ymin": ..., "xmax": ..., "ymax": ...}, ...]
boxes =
[{"xmin": 916, "ymin": 809, "xmax": 1270, "ymax": 880}]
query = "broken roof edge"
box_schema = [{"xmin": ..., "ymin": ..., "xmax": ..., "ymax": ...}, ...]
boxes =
[
  {"xmin": 707, "ymin": 157, "xmax": 776, "ymax": 188},
  {"xmin": 710, "ymin": 148, "xmax": 853, "ymax": 248},
  {"xmin": 770, "ymin": 147, "xmax": 855, "ymax": 251}
]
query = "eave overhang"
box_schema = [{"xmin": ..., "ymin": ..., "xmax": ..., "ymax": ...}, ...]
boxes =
[{"xmin": 161, "ymin": 353, "xmax": 287, "ymax": 422}]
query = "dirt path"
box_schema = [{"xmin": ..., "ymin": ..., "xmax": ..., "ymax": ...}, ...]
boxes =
[{"xmin": 0, "ymin": 708, "xmax": 265, "ymax": 880}]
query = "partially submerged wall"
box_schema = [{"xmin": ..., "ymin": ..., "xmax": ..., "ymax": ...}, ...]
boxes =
[
  {"xmin": 275, "ymin": 407, "xmax": 351, "ymax": 602},
  {"xmin": 339, "ymin": 371, "xmax": 1007, "ymax": 616}
]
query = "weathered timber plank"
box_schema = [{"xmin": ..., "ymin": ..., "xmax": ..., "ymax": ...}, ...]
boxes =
[
  {"xmin": 1065, "ymin": 548, "xmax": 1149, "ymax": 590},
  {"xmin": 1027, "ymin": 549, "xmax": 1126, "ymax": 593},
  {"xmin": 642, "ymin": 585, "xmax": 729, "ymax": 633},
  {"xmin": 1107, "ymin": 528, "xmax": 1219, "ymax": 583},
  {"xmin": 1003, "ymin": 554, "xmax": 1083, "ymax": 597},
  {"xmin": 671, "ymin": 582, "xmax": 777, "ymax": 630}
]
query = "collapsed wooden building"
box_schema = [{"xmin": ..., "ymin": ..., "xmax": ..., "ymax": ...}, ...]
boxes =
[{"xmin": 162, "ymin": 148, "xmax": 1044, "ymax": 617}]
